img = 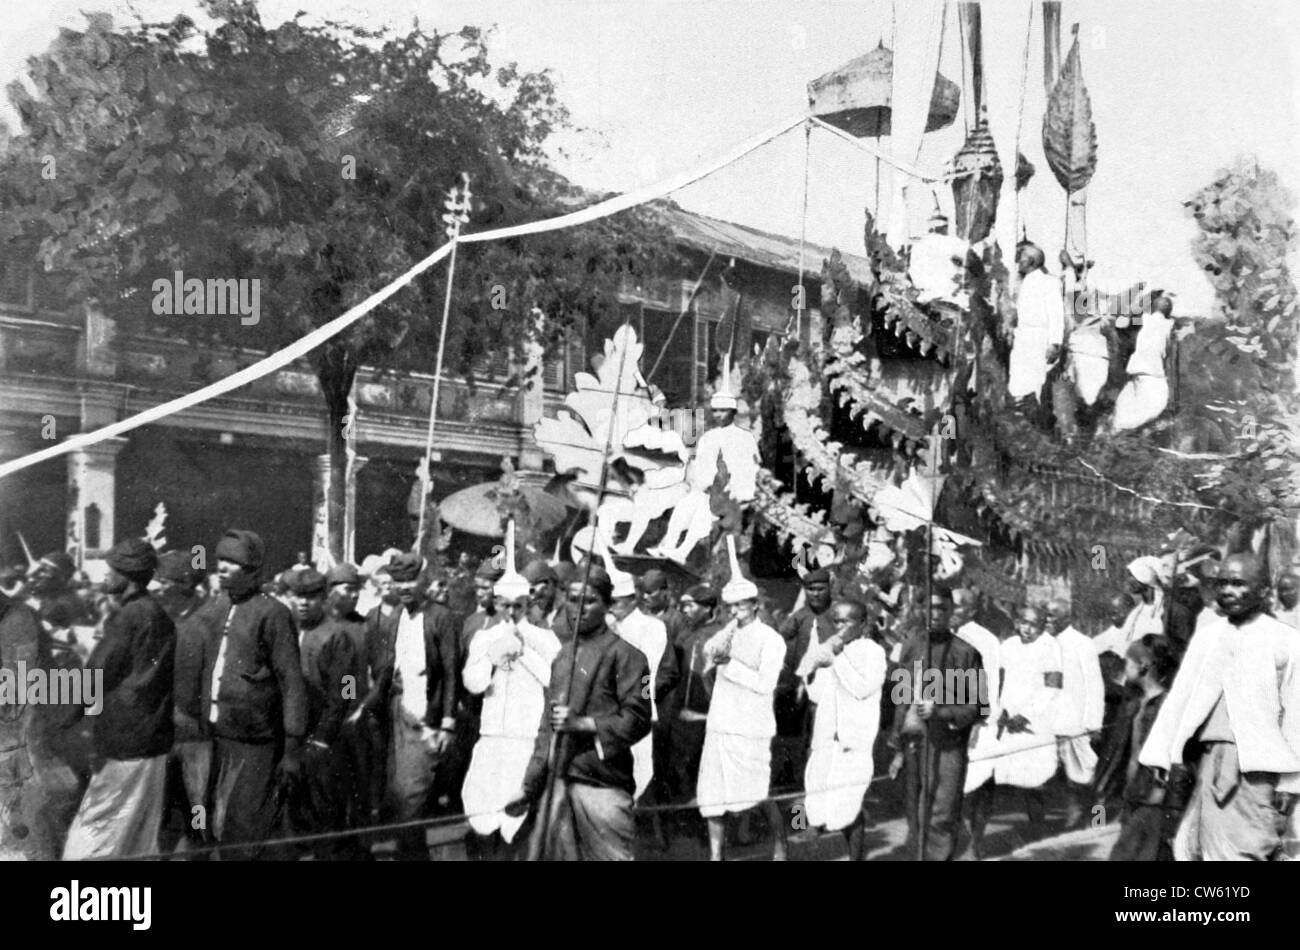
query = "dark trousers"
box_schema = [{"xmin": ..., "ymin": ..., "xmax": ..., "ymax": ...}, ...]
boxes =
[
  {"xmin": 212, "ymin": 737, "xmax": 282, "ymax": 860},
  {"xmin": 286, "ymin": 743, "xmax": 362, "ymax": 859},
  {"xmin": 902, "ymin": 738, "xmax": 968, "ymax": 861},
  {"xmin": 668, "ymin": 718, "xmax": 707, "ymax": 802},
  {"xmin": 1110, "ymin": 803, "xmax": 1174, "ymax": 861}
]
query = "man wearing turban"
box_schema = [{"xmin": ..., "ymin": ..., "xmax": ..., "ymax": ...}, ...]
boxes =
[
  {"xmin": 64, "ymin": 538, "xmax": 176, "ymax": 859},
  {"xmin": 352, "ymin": 551, "xmax": 460, "ymax": 859},
  {"xmin": 178, "ymin": 529, "xmax": 307, "ymax": 858}
]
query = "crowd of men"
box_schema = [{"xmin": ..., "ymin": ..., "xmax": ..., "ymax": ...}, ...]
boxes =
[{"xmin": 0, "ymin": 529, "xmax": 1297, "ymax": 861}]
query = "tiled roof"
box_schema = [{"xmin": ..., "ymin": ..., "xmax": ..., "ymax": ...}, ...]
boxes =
[{"xmin": 663, "ymin": 206, "xmax": 874, "ymax": 285}]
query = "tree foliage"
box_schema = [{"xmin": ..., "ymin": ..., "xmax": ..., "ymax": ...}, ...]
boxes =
[{"xmin": 0, "ymin": 0, "xmax": 675, "ymax": 556}]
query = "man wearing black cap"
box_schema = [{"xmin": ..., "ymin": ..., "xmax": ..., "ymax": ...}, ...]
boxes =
[
  {"xmin": 180, "ymin": 529, "xmax": 307, "ymax": 859},
  {"xmin": 463, "ymin": 558, "xmax": 503, "ymax": 656},
  {"xmin": 160, "ymin": 549, "xmax": 222, "ymax": 855},
  {"xmin": 64, "ymin": 538, "xmax": 176, "ymax": 859},
  {"xmin": 353, "ymin": 551, "xmax": 459, "ymax": 858},
  {"xmin": 890, "ymin": 586, "xmax": 986, "ymax": 861},
  {"xmin": 668, "ymin": 584, "xmax": 723, "ymax": 804},
  {"xmin": 154, "ymin": 550, "xmax": 206, "ymax": 624},
  {"xmin": 324, "ymin": 563, "xmax": 376, "ymax": 827},
  {"xmin": 511, "ymin": 567, "xmax": 651, "ymax": 860},
  {"xmin": 284, "ymin": 569, "xmax": 359, "ymax": 856},
  {"xmin": 449, "ymin": 558, "xmax": 503, "ymax": 813},
  {"xmin": 771, "ymin": 569, "xmax": 835, "ymax": 802},
  {"xmin": 522, "ymin": 559, "xmax": 560, "ymax": 630}
]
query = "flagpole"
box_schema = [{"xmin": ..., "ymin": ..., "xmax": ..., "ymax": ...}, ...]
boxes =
[{"xmin": 416, "ymin": 174, "xmax": 472, "ymax": 554}]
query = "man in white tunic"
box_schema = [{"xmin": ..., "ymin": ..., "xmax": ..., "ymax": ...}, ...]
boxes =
[
  {"xmin": 1275, "ymin": 572, "xmax": 1298, "ymax": 629},
  {"xmin": 953, "ymin": 589, "xmax": 1003, "ymax": 859},
  {"xmin": 697, "ymin": 538, "xmax": 787, "ymax": 860},
  {"xmin": 1114, "ymin": 296, "xmax": 1175, "ymax": 431},
  {"xmin": 1007, "ymin": 244, "xmax": 1066, "ymax": 401},
  {"xmin": 1140, "ymin": 554, "xmax": 1300, "ymax": 860},
  {"xmin": 798, "ymin": 599, "xmax": 887, "ymax": 860},
  {"xmin": 650, "ymin": 359, "xmax": 760, "ymax": 564},
  {"xmin": 908, "ymin": 213, "xmax": 970, "ymax": 308},
  {"xmin": 1092, "ymin": 593, "xmax": 1140, "ymax": 660},
  {"xmin": 1045, "ymin": 598, "xmax": 1105, "ymax": 828},
  {"xmin": 461, "ymin": 530, "xmax": 560, "ymax": 858},
  {"xmin": 607, "ymin": 569, "xmax": 670, "ymax": 802},
  {"xmin": 985, "ymin": 606, "xmax": 1062, "ymax": 843}
]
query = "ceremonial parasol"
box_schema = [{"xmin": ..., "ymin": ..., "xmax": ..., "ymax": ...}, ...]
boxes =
[
  {"xmin": 436, "ymin": 481, "xmax": 573, "ymax": 538},
  {"xmin": 808, "ymin": 41, "xmax": 960, "ymax": 210},
  {"xmin": 808, "ymin": 42, "xmax": 959, "ymax": 139}
]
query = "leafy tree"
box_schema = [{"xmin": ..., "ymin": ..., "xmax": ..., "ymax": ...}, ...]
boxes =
[
  {"xmin": 0, "ymin": 0, "xmax": 674, "ymax": 558},
  {"xmin": 1177, "ymin": 158, "xmax": 1300, "ymax": 530}
]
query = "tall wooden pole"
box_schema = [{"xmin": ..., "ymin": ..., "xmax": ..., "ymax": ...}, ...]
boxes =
[
  {"xmin": 958, "ymin": 2, "xmax": 984, "ymax": 129},
  {"xmin": 415, "ymin": 173, "xmax": 472, "ymax": 554},
  {"xmin": 1042, "ymin": 2, "xmax": 1063, "ymax": 94}
]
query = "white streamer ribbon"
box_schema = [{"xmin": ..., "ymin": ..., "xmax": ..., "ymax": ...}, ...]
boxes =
[{"xmin": 0, "ymin": 112, "xmax": 810, "ymax": 480}]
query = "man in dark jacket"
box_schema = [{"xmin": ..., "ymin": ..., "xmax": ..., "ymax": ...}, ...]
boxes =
[
  {"xmin": 285, "ymin": 568, "xmax": 358, "ymax": 857},
  {"xmin": 890, "ymin": 586, "xmax": 986, "ymax": 861},
  {"xmin": 178, "ymin": 529, "xmax": 307, "ymax": 859},
  {"xmin": 324, "ymin": 563, "xmax": 376, "ymax": 829},
  {"xmin": 353, "ymin": 551, "xmax": 459, "ymax": 859},
  {"xmin": 63, "ymin": 538, "xmax": 176, "ymax": 859},
  {"xmin": 1102, "ymin": 634, "xmax": 1186, "ymax": 861},
  {"xmin": 511, "ymin": 566, "xmax": 651, "ymax": 860},
  {"xmin": 157, "ymin": 549, "xmax": 217, "ymax": 854},
  {"xmin": 772, "ymin": 569, "xmax": 834, "ymax": 790},
  {"xmin": 668, "ymin": 583, "xmax": 723, "ymax": 803}
]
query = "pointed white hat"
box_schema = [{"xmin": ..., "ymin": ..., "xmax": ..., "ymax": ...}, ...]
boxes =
[
  {"xmin": 721, "ymin": 535, "xmax": 759, "ymax": 604},
  {"xmin": 710, "ymin": 352, "xmax": 738, "ymax": 411},
  {"xmin": 493, "ymin": 519, "xmax": 531, "ymax": 600}
]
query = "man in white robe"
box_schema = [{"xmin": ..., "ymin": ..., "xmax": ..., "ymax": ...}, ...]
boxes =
[
  {"xmin": 1093, "ymin": 593, "xmax": 1141, "ymax": 660},
  {"xmin": 607, "ymin": 574, "xmax": 670, "ymax": 802},
  {"xmin": 1275, "ymin": 572, "xmax": 1299, "ymax": 629},
  {"xmin": 650, "ymin": 386, "xmax": 759, "ymax": 565},
  {"xmin": 697, "ymin": 541, "xmax": 787, "ymax": 861},
  {"xmin": 1139, "ymin": 554, "xmax": 1300, "ymax": 860},
  {"xmin": 1045, "ymin": 599, "xmax": 1105, "ymax": 828},
  {"xmin": 1007, "ymin": 244, "xmax": 1066, "ymax": 401},
  {"xmin": 461, "ymin": 562, "xmax": 559, "ymax": 856},
  {"xmin": 953, "ymin": 590, "xmax": 1003, "ymax": 859},
  {"xmin": 908, "ymin": 213, "xmax": 970, "ymax": 308},
  {"xmin": 952, "ymin": 589, "xmax": 1002, "ymax": 798},
  {"xmin": 1114, "ymin": 296, "xmax": 1175, "ymax": 431},
  {"xmin": 797, "ymin": 599, "xmax": 887, "ymax": 860},
  {"xmin": 981, "ymin": 606, "xmax": 1062, "ymax": 844}
]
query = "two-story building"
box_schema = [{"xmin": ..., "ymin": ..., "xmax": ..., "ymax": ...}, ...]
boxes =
[{"xmin": 0, "ymin": 206, "xmax": 878, "ymax": 575}]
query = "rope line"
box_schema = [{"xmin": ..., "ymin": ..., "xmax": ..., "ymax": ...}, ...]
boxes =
[{"xmin": 103, "ymin": 719, "xmax": 1120, "ymax": 862}]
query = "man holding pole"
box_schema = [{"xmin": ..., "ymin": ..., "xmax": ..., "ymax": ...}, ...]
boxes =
[
  {"xmin": 890, "ymin": 586, "xmax": 985, "ymax": 861},
  {"xmin": 510, "ymin": 566, "xmax": 651, "ymax": 860}
]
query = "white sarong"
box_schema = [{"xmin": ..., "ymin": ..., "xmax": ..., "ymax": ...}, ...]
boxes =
[
  {"xmin": 804, "ymin": 745, "xmax": 873, "ymax": 831},
  {"xmin": 462, "ymin": 735, "xmax": 534, "ymax": 842},
  {"xmin": 1113, "ymin": 375, "xmax": 1169, "ymax": 431},
  {"xmin": 1068, "ymin": 322, "xmax": 1109, "ymax": 405},
  {"xmin": 697, "ymin": 731, "xmax": 770, "ymax": 818},
  {"xmin": 63, "ymin": 755, "xmax": 168, "ymax": 860}
]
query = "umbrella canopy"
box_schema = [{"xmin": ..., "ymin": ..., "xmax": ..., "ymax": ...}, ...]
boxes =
[
  {"xmin": 437, "ymin": 482, "xmax": 573, "ymax": 538},
  {"xmin": 807, "ymin": 41, "xmax": 960, "ymax": 138}
]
